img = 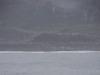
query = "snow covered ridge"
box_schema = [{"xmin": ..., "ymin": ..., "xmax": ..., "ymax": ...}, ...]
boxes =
[{"xmin": 0, "ymin": 51, "xmax": 99, "ymax": 53}]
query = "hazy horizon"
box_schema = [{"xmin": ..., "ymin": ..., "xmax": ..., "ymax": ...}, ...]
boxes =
[{"xmin": 0, "ymin": 0, "xmax": 100, "ymax": 51}]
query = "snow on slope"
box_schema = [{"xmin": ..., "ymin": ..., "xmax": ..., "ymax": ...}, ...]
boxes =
[{"xmin": 0, "ymin": 52, "xmax": 100, "ymax": 75}]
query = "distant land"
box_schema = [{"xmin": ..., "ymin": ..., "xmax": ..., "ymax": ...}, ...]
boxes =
[
  {"xmin": 0, "ymin": 0, "xmax": 100, "ymax": 51},
  {"xmin": 0, "ymin": 31, "xmax": 100, "ymax": 51}
]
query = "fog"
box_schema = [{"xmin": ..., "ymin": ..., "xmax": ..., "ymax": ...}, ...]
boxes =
[
  {"xmin": 0, "ymin": 0, "xmax": 100, "ymax": 51},
  {"xmin": 0, "ymin": 0, "xmax": 100, "ymax": 27}
]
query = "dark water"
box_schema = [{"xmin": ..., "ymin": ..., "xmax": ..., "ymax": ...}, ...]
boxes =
[{"xmin": 0, "ymin": 0, "xmax": 100, "ymax": 51}]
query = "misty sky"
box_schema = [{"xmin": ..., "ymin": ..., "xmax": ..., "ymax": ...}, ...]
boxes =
[
  {"xmin": 0, "ymin": 0, "xmax": 100, "ymax": 27},
  {"xmin": 0, "ymin": 0, "xmax": 100, "ymax": 51}
]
